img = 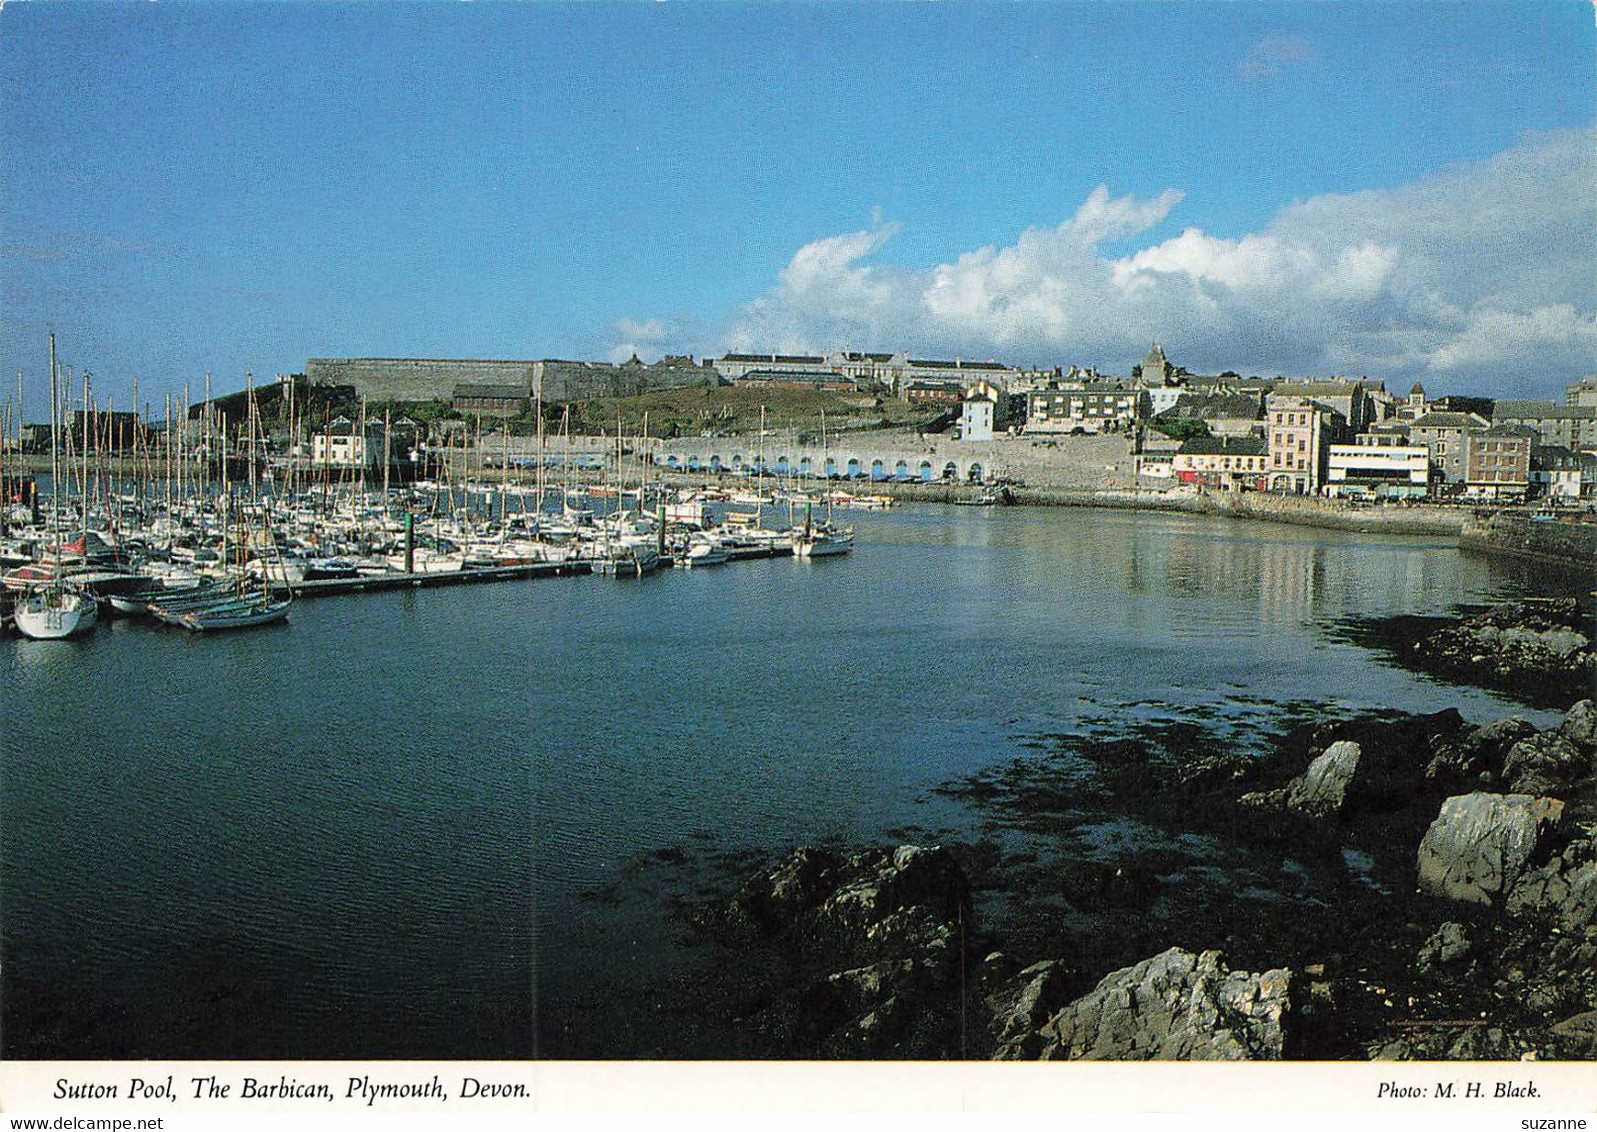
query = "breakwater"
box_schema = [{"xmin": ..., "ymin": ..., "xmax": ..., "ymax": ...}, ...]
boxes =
[
  {"xmin": 1461, "ymin": 513, "xmax": 1597, "ymax": 568},
  {"xmin": 1009, "ymin": 486, "xmax": 1467, "ymax": 535}
]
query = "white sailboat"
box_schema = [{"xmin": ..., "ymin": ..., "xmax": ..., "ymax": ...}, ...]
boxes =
[
  {"xmin": 14, "ymin": 335, "xmax": 97, "ymax": 640},
  {"xmin": 790, "ymin": 410, "xmax": 854, "ymax": 558},
  {"xmin": 791, "ymin": 519, "xmax": 854, "ymax": 558},
  {"xmin": 14, "ymin": 584, "xmax": 98, "ymax": 639}
]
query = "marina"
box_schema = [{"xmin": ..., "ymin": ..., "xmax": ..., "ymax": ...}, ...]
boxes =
[
  {"xmin": 0, "ymin": 340, "xmax": 867, "ymax": 638},
  {"xmin": 0, "ymin": 487, "xmax": 842, "ymax": 630}
]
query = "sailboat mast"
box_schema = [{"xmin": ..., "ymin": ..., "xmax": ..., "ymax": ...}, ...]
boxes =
[
  {"xmin": 822, "ymin": 408, "xmax": 834, "ymax": 526},
  {"xmin": 202, "ymin": 372, "xmax": 212, "ymax": 496},
  {"xmin": 180, "ymin": 383, "xmax": 190, "ymax": 505},
  {"xmin": 534, "ymin": 387, "xmax": 545, "ymax": 515},
  {"xmin": 130, "ymin": 376, "xmax": 140, "ymax": 507},
  {"xmin": 80, "ymin": 369, "xmax": 90, "ymax": 527},
  {"xmin": 12, "ymin": 369, "xmax": 21, "ymax": 521},
  {"xmin": 48, "ymin": 336, "xmax": 59, "ymax": 540},
  {"xmin": 247, "ymin": 373, "xmax": 259, "ymax": 504}
]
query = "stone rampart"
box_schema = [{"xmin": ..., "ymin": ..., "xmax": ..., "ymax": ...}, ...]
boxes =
[{"xmin": 305, "ymin": 357, "xmax": 714, "ymax": 403}]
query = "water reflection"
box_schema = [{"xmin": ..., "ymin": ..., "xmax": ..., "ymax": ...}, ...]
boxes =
[{"xmin": 1, "ymin": 502, "xmax": 1575, "ymax": 1058}]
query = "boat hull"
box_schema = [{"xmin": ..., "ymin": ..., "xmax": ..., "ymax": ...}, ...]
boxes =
[{"xmin": 13, "ymin": 590, "xmax": 99, "ymax": 639}]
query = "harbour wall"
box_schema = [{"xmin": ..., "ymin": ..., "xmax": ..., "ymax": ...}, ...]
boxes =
[
  {"xmin": 1009, "ymin": 487, "xmax": 1467, "ymax": 536},
  {"xmin": 1460, "ymin": 513, "xmax": 1597, "ymax": 567}
]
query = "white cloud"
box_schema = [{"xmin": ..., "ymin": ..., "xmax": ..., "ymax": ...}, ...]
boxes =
[
  {"xmin": 1236, "ymin": 33, "xmax": 1313, "ymax": 82},
  {"xmin": 1425, "ymin": 303, "xmax": 1597, "ymax": 373},
  {"xmin": 615, "ymin": 317, "xmax": 668, "ymax": 342},
  {"xmin": 695, "ymin": 127, "xmax": 1595, "ymax": 397}
]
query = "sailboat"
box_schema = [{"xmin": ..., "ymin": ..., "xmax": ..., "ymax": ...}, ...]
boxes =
[
  {"xmin": 147, "ymin": 415, "xmax": 292, "ymax": 632},
  {"xmin": 791, "ymin": 505, "xmax": 855, "ymax": 558},
  {"xmin": 790, "ymin": 410, "xmax": 853, "ymax": 558},
  {"xmin": 13, "ymin": 577, "xmax": 99, "ymax": 638},
  {"xmin": 14, "ymin": 335, "xmax": 98, "ymax": 639}
]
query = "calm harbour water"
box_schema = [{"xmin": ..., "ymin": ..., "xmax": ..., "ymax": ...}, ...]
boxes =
[{"xmin": 0, "ymin": 503, "xmax": 1579, "ymax": 1058}]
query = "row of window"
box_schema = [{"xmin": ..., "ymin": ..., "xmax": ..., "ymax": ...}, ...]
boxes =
[{"xmin": 1182, "ymin": 457, "xmax": 1266, "ymax": 471}]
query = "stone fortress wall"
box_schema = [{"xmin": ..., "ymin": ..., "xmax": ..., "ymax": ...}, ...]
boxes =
[{"xmin": 305, "ymin": 357, "xmax": 715, "ymax": 403}]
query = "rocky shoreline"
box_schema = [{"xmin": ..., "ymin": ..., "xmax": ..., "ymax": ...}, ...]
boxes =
[
  {"xmin": 538, "ymin": 599, "xmax": 1597, "ymax": 1061},
  {"xmin": 1341, "ymin": 598, "xmax": 1595, "ymax": 708},
  {"xmin": 670, "ymin": 697, "xmax": 1596, "ymax": 1060}
]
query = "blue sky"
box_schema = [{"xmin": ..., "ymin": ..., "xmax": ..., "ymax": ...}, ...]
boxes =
[{"xmin": 2, "ymin": 1, "xmax": 1592, "ymax": 415}]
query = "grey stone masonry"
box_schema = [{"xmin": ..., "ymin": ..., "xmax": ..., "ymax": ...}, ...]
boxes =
[{"xmin": 306, "ymin": 356, "xmax": 715, "ymax": 404}]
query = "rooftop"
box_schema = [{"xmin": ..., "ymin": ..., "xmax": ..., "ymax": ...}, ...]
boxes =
[
  {"xmin": 1494, "ymin": 400, "xmax": 1597, "ymax": 420},
  {"xmin": 1411, "ymin": 411, "xmax": 1490, "ymax": 429},
  {"xmin": 1158, "ymin": 393, "xmax": 1262, "ymax": 419},
  {"xmin": 1178, "ymin": 436, "xmax": 1268, "ymax": 456}
]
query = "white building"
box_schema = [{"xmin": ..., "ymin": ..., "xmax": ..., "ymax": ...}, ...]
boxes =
[
  {"xmin": 311, "ymin": 417, "xmax": 379, "ymax": 467},
  {"xmin": 1325, "ymin": 444, "xmax": 1430, "ymax": 499}
]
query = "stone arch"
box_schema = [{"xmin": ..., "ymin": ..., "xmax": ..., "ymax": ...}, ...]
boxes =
[
  {"xmin": 919, "ymin": 460, "xmax": 934, "ymax": 482},
  {"xmin": 824, "ymin": 457, "xmax": 838, "ymax": 479},
  {"xmin": 846, "ymin": 457, "xmax": 861, "ymax": 478},
  {"xmin": 871, "ymin": 459, "xmax": 886, "ymax": 480},
  {"xmin": 776, "ymin": 455, "xmax": 791, "ymax": 475},
  {"xmin": 894, "ymin": 459, "xmax": 909, "ymax": 478},
  {"xmin": 709, "ymin": 454, "xmax": 723, "ymax": 472},
  {"xmin": 967, "ymin": 462, "xmax": 984, "ymax": 483},
  {"xmin": 799, "ymin": 456, "xmax": 814, "ymax": 477},
  {"xmin": 942, "ymin": 461, "xmax": 959, "ymax": 480},
  {"xmin": 687, "ymin": 455, "xmax": 701, "ymax": 471}
]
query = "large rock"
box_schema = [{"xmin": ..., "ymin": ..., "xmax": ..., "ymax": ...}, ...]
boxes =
[
  {"xmin": 1561, "ymin": 700, "xmax": 1597, "ymax": 752},
  {"xmin": 1426, "ymin": 716, "xmax": 1539, "ymax": 788},
  {"xmin": 1416, "ymin": 793, "xmax": 1564, "ymax": 906},
  {"xmin": 810, "ymin": 845, "xmax": 969, "ymax": 956},
  {"xmin": 1283, "ymin": 741, "xmax": 1361, "ymax": 818},
  {"xmin": 1550, "ymin": 1011, "xmax": 1597, "ymax": 1058},
  {"xmin": 705, "ymin": 844, "xmax": 973, "ymax": 1058},
  {"xmin": 1031, "ymin": 948, "xmax": 1291, "ymax": 1060},
  {"xmin": 1505, "ymin": 837, "xmax": 1597, "ymax": 932},
  {"xmin": 1416, "ymin": 921, "xmax": 1473, "ymax": 970},
  {"xmin": 988, "ymin": 960, "xmax": 1075, "ymax": 1060},
  {"xmin": 712, "ymin": 846, "xmax": 841, "ymax": 937},
  {"xmin": 1498, "ymin": 625, "xmax": 1590, "ymax": 659},
  {"xmin": 1501, "ymin": 733, "xmax": 1592, "ymax": 797}
]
